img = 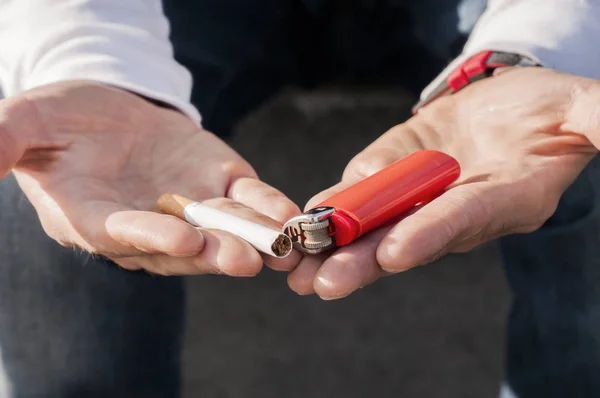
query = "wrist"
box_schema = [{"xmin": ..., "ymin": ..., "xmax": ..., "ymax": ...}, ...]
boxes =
[{"xmin": 414, "ymin": 50, "xmax": 542, "ymax": 113}]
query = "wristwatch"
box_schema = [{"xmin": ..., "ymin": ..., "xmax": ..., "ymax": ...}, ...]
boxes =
[{"xmin": 412, "ymin": 50, "xmax": 542, "ymax": 113}]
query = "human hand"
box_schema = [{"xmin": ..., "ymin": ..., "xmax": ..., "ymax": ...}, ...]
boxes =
[
  {"xmin": 288, "ymin": 67, "xmax": 600, "ymax": 299},
  {"xmin": 0, "ymin": 81, "xmax": 302, "ymax": 275}
]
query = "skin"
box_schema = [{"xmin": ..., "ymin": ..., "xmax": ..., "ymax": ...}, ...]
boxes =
[
  {"xmin": 288, "ymin": 67, "xmax": 600, "ymax": 300},
  {"xmin": 2, "ymin": 69, "xmax": 600, "ymax": 297},
  {"xmin": 0, "ymin": 81, "xmax": 303, "ymax": 276}
]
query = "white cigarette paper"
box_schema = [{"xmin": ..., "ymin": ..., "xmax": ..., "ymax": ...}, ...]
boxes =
[{"xmin": 157, "ymin": 194, "xmax": 292, "ymax": 258}]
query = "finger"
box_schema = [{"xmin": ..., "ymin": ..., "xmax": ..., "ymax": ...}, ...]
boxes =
[
  {"xmin": 340, "ymin": 119, "xmax": 431, "ymax": 181},
  {"xmin": 341, "ymin": 145, "xmax": 412, "ymax": 183},
  {"xmin": 305, "ymin": 136, "xmax": 417, "ymax": 210},
  {"xmin": 202, "ymin": 197, "xmax": 302, "ymax": 271},
  {"xmin": 287, "ymin": 253, "xmax": 328, "ymax": 296},
  {"xmin": 106, "ymin": 211, "xmax": 205, "ymax": 257},
  {"xmin": 305, "ymin": 181, "xmax": 352, "ymax": 211},
  {"xmin": 312, "ymin": 226, "xmax": 391, "ymax": 300},
  {"xmin": 19, "ymin": 181, "xmax": 166, "ymax": 258},
  {"xmin": 116, "ymin": 228, "xmax": 263, "ymax": 276},
  {"xmin": 227, "ymin": 177, "xmax": 301, "ymax": 223},
  {"xmin": 287, "ymin": 225, "xmax": 395, "ymax": 297},
  {"xmin": 375, "ymin": 182, "xmax": 531, "ymax": 273}
]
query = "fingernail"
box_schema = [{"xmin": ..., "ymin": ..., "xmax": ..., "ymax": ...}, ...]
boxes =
[
  {"xmin": 315, "ymin": 276, "xmax": 337, "ymax": 300},
  {"xmin": 316, "ymin": 276, "xmax": 354, "ymax": 301},
  {"xmin": 318, "ymin": 292, "xmax": 351, "ymax": 301},
  {"xmin": 316, "ymin": 275, "xmax": 335, "ymax": 289}
]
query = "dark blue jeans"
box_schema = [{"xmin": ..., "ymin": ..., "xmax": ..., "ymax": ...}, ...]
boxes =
[{"xmin": 2, "ymin": 1, "xmax": 598, "ymax": 397}]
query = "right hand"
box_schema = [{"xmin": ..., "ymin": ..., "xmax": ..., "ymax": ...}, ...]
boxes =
[
  {"xmin": 288, "ymin": 67, "xmax": 600, "ymax": 299},
  {"xmin": 0, "ymin": 80, "xmax": 302, "ymax": 276}
]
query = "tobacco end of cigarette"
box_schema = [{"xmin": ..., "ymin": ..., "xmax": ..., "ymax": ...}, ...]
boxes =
[
  {"xmin": 271, "ymin": 234, "xmax": 293, "ymax": 258},
  {"xmin": 157, "ymin": 193, "xmax": 193, "ymax": 220}
]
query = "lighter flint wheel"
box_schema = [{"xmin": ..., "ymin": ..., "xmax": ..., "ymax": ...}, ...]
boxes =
[
  {"xmin": 303, "ymin": 237, "xmax": 333, "ymax": 250},
  {"xmin": 300, "ymin": 220, "xmax": 329, "ymax": 231}
]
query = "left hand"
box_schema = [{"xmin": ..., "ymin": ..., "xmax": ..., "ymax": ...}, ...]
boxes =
[
  {"xmin": 288, "ymin": 67, "xmax": 600, "ymax": 300},
  {"xmin": 0, "ymin": 81, "xmax": 302, "ymax": 276}
]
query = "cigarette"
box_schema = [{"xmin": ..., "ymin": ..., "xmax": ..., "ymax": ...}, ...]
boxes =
[{"xmin": 157, "ymin": 193, "xmax": 292, "ymax": 258}]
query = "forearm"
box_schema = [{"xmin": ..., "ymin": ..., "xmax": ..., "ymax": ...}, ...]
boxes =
[
  {"xmin": 0, "ymin": 0, "xmax": 200, "ymax": 123},
  {"xmin": 464, "ymin": 0, "xmax": 600, "ymax": 148},
  {"xmin": 466, "ymin": 0, "xmax": 600, "ymax": 76},
  {"xmin": 422, "ymin": 0, "xmax": 600, "ymax": 100}
]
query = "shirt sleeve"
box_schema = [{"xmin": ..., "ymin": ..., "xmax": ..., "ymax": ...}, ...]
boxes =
[
  {"xmin": 421, "ymin": 0, "xmax": 600, "ymax": 101},
  {"xmin": 0, "ymin": 0, "xmax": 201, "ymax": 124}
]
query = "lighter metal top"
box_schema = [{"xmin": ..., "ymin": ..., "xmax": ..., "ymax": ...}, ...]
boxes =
[{"xmin": 283, "ymin": 207, "xmax": 336, "ymax": 254}]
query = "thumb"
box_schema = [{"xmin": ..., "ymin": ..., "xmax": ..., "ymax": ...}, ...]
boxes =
[
  {"xmin": 375, "ymin": 184, "xmax": 488, "ymax": 272},
  {"xmin": 375, "ymin": 181, "xmax": 542, "ymax": 273},
  {"xmin": 305, "ymin": 146, "xmax": 415, "ymax": 211}
]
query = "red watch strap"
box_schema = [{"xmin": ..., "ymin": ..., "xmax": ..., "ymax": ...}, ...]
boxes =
[
  {"xmin": 412, "ymin": 51, "xmax": 541, "ymax": 114},
  {"xmin": 447, "ymin": 50, "xmax": 493, "ymax": 91}
]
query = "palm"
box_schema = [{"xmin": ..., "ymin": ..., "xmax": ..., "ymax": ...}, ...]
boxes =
[
  {"xmin": 288, "ymin": 68, "xmax": 597, "ymax": 299},
  {"xmin": 4, "ymin": 81, "xmax": 301, "ymax": 274}
]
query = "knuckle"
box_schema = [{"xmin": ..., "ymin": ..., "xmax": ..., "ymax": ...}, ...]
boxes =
[
  {"xmin": 191, "ymin": 256, "xmax": 221, "ymax": 275},
  {"xmin": 221, "ymin": 159, "xmax": 256, "ymax": 180},
  {"xmin": 434, "ymin": 213, "xmax": 459, "ymax": 243},
  {"xmin": 203, "ymin": 196, "xmax": 232, "ymax": 209},
  {"xmin": 343, "ymin": 152, "xmax": 394, "ymax": 181},
  {"xmin": 163, "ymin": 228, "xmax": 202, "ymax": 254},
  {"xmin": 204, "ymin": 197, "xmax": 252, "ymax": 215},
  {"xmin": 342, "ymin": 156, "xmax": 368, "ymax": 180},
  {"xmin": 265, "ymin": 198, "xmax": 301, "ymax": 223}
]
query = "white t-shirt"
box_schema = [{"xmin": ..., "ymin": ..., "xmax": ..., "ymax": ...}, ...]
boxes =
[{"xmin": 1, "ymin": 0, "xmax": 599, "ymax": 125}]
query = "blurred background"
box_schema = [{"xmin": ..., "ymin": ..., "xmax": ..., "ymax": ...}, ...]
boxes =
[{"xmin": 161, "ymin": 1, "xmax": 512, "ymax": 396}]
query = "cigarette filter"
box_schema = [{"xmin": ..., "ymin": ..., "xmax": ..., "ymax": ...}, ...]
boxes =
[
  {"xmin": 283, "ymin": 150, "xmax": 460, "ymax": 254},
  {"xmin": 157, "ymin": 194, "xmax": 292, "ymax": 258}
]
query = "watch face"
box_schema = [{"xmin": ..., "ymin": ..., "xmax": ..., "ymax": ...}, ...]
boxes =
[{"xmin": 487, "ymin": 51, "xmax": 523, "ymax": 66}]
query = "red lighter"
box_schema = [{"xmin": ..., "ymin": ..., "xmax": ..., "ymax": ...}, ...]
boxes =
[{"xmin": 283, "ymin": 150, "xmax": 460, "ymax": 254}]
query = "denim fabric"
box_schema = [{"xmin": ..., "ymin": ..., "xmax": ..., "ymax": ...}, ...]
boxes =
[
  {"xmin": 500, "ymin": 155, "xmax": 600, "ymax": 398},
  {"xmin": 5, "ymin": 1, "xmax": 592, "ymax": 398},
  {"xmin": 0, "ymin": 175, "xmax": 185, "ymax": 398}
]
